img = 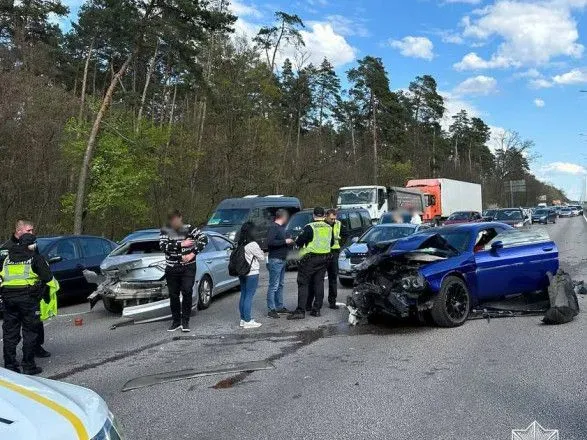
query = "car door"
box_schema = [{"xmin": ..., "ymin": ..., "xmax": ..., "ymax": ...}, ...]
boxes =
[
  {"xmin": 210, "ymin": 236, "xmax": 236, "ymax": 291},
  {"xmin": 474, "ymin": 228, "xmax": 549, "ymax": 300},
  {"xmin": 46, "ymin": 238, "xmax": 85, "ymax": 294},
  {"xmin": 348, "ymin": 212, "xmax": 363, "ymax": 243}
]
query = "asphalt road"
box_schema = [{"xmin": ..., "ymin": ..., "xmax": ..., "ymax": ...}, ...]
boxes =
[{"xmin": 5, "ymin": 217, "xmax": 587, "ymax": 439}]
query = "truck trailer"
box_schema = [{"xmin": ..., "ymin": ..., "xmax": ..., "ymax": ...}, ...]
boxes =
[{"xmin": 406, "ymin": 178, "xmax": 482, "ymax": 223}]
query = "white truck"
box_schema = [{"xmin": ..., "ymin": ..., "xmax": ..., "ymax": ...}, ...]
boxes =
[{"xmin": 337, "ymin": 185, "xmax": 425, "ymax": 221}]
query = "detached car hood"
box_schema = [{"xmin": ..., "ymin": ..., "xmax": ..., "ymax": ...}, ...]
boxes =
[
  {"xmin": 388, "ymin": 233, "xmax": 458, "ymax": 258},
  {"xmin": 0, "ymin": 368, "xmax": 108, "ymax": 439}
]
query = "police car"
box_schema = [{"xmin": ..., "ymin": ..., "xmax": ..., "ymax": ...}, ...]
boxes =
[{"xmin": 0, "ymin": 367, "xmax": 123, "ymax": 439}]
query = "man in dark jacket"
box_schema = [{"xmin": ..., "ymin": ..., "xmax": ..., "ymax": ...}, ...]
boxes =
[
  {"xmin": 0, "ymin": 220, "xmax": 51, "ymax": 358},
  {"xmin": 265, "ymin": 209, "xmax": 294, "ymax": 319},
  {"xmin": 0, "ymin": 233, "xmax": 52, "ymax": 375},
  {"xmin": 160, "ymin": 209, "xmax": 208, "ymax": 333}
]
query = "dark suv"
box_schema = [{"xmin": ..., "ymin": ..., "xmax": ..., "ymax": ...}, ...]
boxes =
[{"xmin": 285, "ymin": 208, "xmax": 372, "ymax": 266}]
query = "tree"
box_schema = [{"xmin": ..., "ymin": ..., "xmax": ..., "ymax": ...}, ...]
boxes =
[{"xmin": 253, "ymin": 11, "xmax": 304, "ymax": 72}]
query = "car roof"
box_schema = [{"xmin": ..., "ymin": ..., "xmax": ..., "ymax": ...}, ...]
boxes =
[
  {"xmin": 37, "ymin": 235, "xmax": 113, "ymax": 241},
  {"xmin": 216, "ymin": 197, "xmax": 301, "ymax": 209},
  {"xmin": 123, "ymin": 230, "xmax": 227, "ymax": 243}
]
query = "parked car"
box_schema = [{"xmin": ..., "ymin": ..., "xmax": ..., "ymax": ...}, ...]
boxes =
[
  {"xmin": 347, "ymin": 223, "xmax": 558, "ymax": 327},
  {"xmin": 443, "ymin": 211, "xmax": 482, "ymax": 225},
  {"xmin": 203, "ymin": 195, "xmax": 301, "ymax": 250},
  {"xmin": 86, "ymin": 231, "xmax": 239, "ymax": 320},
  {"xmin": 285, "ymin": 208, "xmax": 372, "ymax": 266},
  {"xmin": 482, "ymin": 209, "xmax": 497, "ymax": 221},
  {"xmin": 338, "ymin": 223, "xmax": 429, "ymax": 287},
  {"xmin": 531, "ymin": 208, "xmax": 557, "ymax": 224},
  {"xmin": 492, "ymin": 208, "xmax": 530, "ymax": 228},
  {"xmin": 35, "ymin": 235, "xmax": 117, "ymax": 299},
  {"xmin": 569, "ymin": 205, "xmax": 583, "ymax": 216},
  {"xmin": 0, "ymin": 367, "xmax": 124, "ymax": 439},
  {"xmin": 558, "ymin": 207, "xmax": 573, "ymax": 217},
  {"xmin": 120, "ymin": 228, "xmax": 159, "ymax": 244}
]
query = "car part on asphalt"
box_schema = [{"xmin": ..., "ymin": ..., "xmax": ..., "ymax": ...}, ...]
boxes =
[{"xmin": 121, "ymin": 360, "xmax": 274, "ymax": 391}]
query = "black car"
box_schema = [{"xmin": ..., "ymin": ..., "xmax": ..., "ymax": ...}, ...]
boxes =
[
  {"xmin": 482, "ymin": 209, "xmax": 497, "ymax": 221},
  {"xmin": 531, "ymin": 208, "xmax": 557, "ymax": 224},
  {"xmin": 37, "ymin": 235, "xmax": 118, "ymax": 299},
  {"xmin": 493, "ymin": 208, "xmax": 531, "ymax": 229}
]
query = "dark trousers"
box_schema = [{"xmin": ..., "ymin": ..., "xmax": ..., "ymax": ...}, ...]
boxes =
[
  {"xmin": 297, "ymin": 254, "xmax": 329, "ymax": 313},
  {"xmin": 35, "ymin": 321, "xmax": 44, "ymax": 349},
  {"xmin": 2, "ymin": 294, "xmax": 40, "ymax": 369},
  {"xmin": 166, "ymin": 266, "xmax": 196, "ymax": 325},
  {"xmin": 327, "ymin": 250, "xmax": 340, "ymax": 306}
]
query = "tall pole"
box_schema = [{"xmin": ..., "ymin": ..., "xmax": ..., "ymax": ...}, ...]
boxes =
[{"xmin": 509, "ymin": 181, "xmax": 514, "ymax": 207}]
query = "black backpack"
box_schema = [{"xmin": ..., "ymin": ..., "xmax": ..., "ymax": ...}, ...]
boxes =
[{"xmin": 228, "ymin": 244, "xmax": 251, "ymax": 277}]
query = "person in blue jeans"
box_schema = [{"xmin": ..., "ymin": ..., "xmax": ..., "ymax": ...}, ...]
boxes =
[
  {"xmin": 266, "ymin": 209, "xmax": 294, "ymax": 319},
  {"xmin": 237, "ymin": 222, "xmax": 265, "ymax": 329}
]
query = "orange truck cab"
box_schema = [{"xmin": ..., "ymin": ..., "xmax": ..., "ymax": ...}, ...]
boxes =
[{"xmin": 406, "ymin": 178, "xmax": 482, "ymax": 224}]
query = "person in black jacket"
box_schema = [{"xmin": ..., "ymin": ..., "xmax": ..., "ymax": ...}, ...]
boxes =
[
  {"xmin": 0, "ymin": 220, "xmax": 51, "ymax": 358},
  {"xmin": 265, "ymin": 209, "xmax": 294, "ymax": 319},
  {"xmin": 0, "ymin": 233, "xmax": 52, "ymax": 375},
  {"xmin": 159, "ymin": 209, "xmax": 208, "ymax": 333}
]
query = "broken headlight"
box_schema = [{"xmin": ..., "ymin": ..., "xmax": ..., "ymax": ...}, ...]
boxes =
[
  {"xmin": 355, "ymin": 254, "xmax": 379, "ymax": 271},
  {"xmin": 400, "ymin": 273, "xmax": 426, "ymax": 292}
]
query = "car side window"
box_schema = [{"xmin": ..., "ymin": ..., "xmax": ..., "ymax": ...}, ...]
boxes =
[
  {"xmin": 338, "ymin": 213, "xmax": 350, "ymax": 231},
  {"xmin": 211, "ymin": 236, "xmax": 233, "ymax": 251},
  {"xmin": 49, "ymin": 239, "xmax": 79, "ymax": 261},
  {"xmin": 475, "ymin": 228, "xmax": 498, "ymax": 252},
  {"xmin": 349, "ymin": 212, "xmax": 361, "ymax": 229},
  {"xmin": 359, "ymin": 211, "xmax": 371, "ymax": 227},
  {"xmin": 80, "ymin": 238, "xmax": 109, "ymax": 257}
]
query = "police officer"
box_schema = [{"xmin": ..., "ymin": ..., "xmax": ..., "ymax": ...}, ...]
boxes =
[
  {"xmin": 1, "ymin": 220, "xmax": 52, "ymax": 358},
  {"xmin": 288, "ymin": 207, "xmax": 333, "ymax": 319},
  {"xmin": 325, "ymin": 209, "xmax": 341, "ymax": 309},
  {"xmin": 0, "ymin": 233, "xmax": 53, "ymax": 375}
]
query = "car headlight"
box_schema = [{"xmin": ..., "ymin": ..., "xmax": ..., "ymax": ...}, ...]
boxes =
[
  {"xmin": 400, "ymin": 274, "xmax": 426, "ymax": 291},
  {"xmin": 540, "ymin": 216, "xmax": 546, "ymax": 220},
  {"xmin": 514, "ymin": 222, "xmax": 524, "ymax": 228},
  {"xmin": 92, "ymin": 413, "xmax": 124, "ymax": 440}
]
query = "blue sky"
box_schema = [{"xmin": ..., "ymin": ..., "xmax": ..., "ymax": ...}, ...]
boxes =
[{"xmin": 61, "ymin": 0, "xmax": 587, "ymax": 200}]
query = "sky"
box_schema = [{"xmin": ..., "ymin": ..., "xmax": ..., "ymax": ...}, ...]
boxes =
[{"xmin": 60, "ymin": 0, "xmax": 587, "ymax": 200}]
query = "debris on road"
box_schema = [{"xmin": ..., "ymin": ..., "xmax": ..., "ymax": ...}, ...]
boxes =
[{"xmin": 543, "ymin": 270, "xmax": 580, "ymax": 325}]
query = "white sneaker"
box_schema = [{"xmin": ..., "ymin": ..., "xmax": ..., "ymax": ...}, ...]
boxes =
[
  {"xmin": 242, "ymin": 320, "xmax": 262, "ymax": 329},
  {"xmin": 239, "ymin": 320, "xmax": 245, "ymax": 327}
]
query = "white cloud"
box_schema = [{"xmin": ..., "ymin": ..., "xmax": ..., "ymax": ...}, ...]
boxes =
[
  {"xmin": 540, "ymin": 162, "xmax": 587, "ymax": 175},
  {"xmin": 529, "ymin": 78, "xmax": 554, "ymax": 89},
  {"xmin": 553, "ymin": 68, "xmax": 587, "ymax": 84},
  {"xmin": 453, "ymin": 75, "xmax": 498, "ymax": 96},
  {"xmin": 389, "ymin": 36, "xmax": 435, "ymax": 61},
  {"xmin": 282, "ymin": 23, "xmax": 356, "ymax": 68},
  {"xmin": 534, "ymin": 98, "xmax": 546, "ymax": 108},
  {"xmin": 230, "ymin": 0, "xmax": 263, "ymax": 18},
  {"xmin": 454, "ymin": 52, "xmax": 512, "ymax": 70},
  {"xmin": 454, "ymin": 0, "xmax": 585, "ymax": 70},
  {"xmin": 439, "ymin": 91, "xmax": 481, "ymax": 130},
  {"xmin": 322, "ymin": 15, "xmax": 369, "ymax": 37}
]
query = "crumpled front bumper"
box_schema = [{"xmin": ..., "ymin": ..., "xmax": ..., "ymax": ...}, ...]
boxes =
[{"xmin": 346, "ymin": 282, "xmax": 434, "ymax": 325}]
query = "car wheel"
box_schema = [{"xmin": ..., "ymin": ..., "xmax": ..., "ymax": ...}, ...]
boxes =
[
  {"xmin": 339, "ymin": 278, "xmax": 354, "ymax": 288},
  {"xmin": 197, "ymin": 275, "xmax": 213, "ymax": 310},
  {"xmin": 102, "ymin": 296, "xmax": 123, "ymax": 314},
  {"xmin": 430, "ymin": 276, "xmax": 471, "ymax": 327}
]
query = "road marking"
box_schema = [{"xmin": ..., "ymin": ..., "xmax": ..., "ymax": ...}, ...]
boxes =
[{"xmin": 0, "ymin": 378, "xmax": 89, "ymax": 440}]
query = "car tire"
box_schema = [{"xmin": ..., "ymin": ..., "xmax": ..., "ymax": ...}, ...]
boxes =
[
  {"xmin": 102, "ymin": 296, "xmax": 123, "ymax": 314},
  {"xmin": 339, "ymin": 278, "xmax": 354, "ymax": 288},
  {"xmin": 430, "ymin": 276, "xmax": 471, "ymax": 327},
  {"xmin": 197, "ymin": 275, "xmax": 213, "ymax": 310}
]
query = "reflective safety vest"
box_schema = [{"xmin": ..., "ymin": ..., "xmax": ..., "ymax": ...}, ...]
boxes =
[
  {"xmin": 299, "ymin": 221, "xmax": 332, "ymax": 257},
  {"xmin": 0, "ymin": 258, "xmax": 40, "ymax": 287},
  {"xmin": 40, "ymin": 278, "xmax": 60, "ymax": 321},
  {"xmin": 331, "ymin": 220, "xmax": 341, "ymax": 250}
]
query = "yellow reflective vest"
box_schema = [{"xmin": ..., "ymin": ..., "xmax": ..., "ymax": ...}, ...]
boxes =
[
  {"xmin": 331, "ymin": 220, "xmax": 341, "ymax": 250},
  {"xmin": 299, "ymin": 222, "xmax": 333, "ymax": 257}
]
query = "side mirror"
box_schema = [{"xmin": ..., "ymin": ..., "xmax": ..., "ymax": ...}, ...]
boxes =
[
  {"xmin": 490, "ymin": 241, "xmax": 503, "ymax": 251},
  {"xmin": 48, "ymin": 256, "xmax": 62, "ymax": 264},
  {"xmin": 351, "ymin": 237, "xmax": 359, "ymax": 243}
]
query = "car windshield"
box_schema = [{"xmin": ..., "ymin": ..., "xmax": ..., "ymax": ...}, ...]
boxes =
[
  {"xmin": 495, "ymin": 209, "xmax": 523, "ymax": 220},
  {"xmin": 435, "ymin": 230, "xmax": 472, "ymax": 253},
  {"xmin": 534, "ymin": 209, "xmax": 548, "ymax": 215},
  {"xmin": 483, "ymin": 210, "xmax": 496, "ymax": 217},
  {"xmin": 338, "ymin": 188, "xmax": 376, "ymax": 205},
  {"xmin": 561, "ymin": 207, "xmax": 571, "ymax": 212},
  {"xmin": 207, "ymin": 209, "xmax": 250, "ymax": 226},
  {"xmin": 110, "ymin": 240, "xmax": 162, "ymax": 256},
  {"xmin": 359, "ymin": 226, "xmax": 416, "ymax": 244},
  {"xmin": 448, "ymin": 212, "xmax": 470, "ymax": 220},
  {"xmin": 286, "ymin": 212, "xmax": 313, "ymax": 232}
]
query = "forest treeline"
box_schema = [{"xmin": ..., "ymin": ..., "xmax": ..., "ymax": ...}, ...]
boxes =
[{"xmin": 0, "ymin": 0, "xmax": 566, "ymax": 239}]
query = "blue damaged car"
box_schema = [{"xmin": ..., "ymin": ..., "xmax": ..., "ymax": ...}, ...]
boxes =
[{"xmin": 347, "ymin": 222, "xmax": 559, "ymax": 327}]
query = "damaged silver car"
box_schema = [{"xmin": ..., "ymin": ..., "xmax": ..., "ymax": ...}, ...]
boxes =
[{"xmin": 86, "ymin": 231, "xmax": 240, "ymax": 322}]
